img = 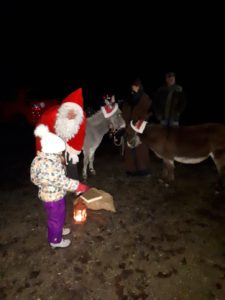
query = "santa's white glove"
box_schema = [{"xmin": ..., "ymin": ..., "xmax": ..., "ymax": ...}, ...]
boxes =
[
  {"xmin": 66, "ymin": 145, "xmax": 80, "ymax": 164},
  {"xmin": 69, "ymin": 153, "xmax": 79, "ymax": 164}
]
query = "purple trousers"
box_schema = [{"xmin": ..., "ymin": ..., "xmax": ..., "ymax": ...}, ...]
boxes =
[{"xmin": 43, "ymin": 198, "xmax": 65, "ymax": 244}]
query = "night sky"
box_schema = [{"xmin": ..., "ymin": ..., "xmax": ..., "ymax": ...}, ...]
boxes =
[{"xmin": 1, "ymin": 3, "xmax": 224, "ymax": 123}]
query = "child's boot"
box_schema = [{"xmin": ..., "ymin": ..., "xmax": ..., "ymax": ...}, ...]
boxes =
[{"xmin": 50, "ymin": 238, "xmax": 71, "ymax": 248}]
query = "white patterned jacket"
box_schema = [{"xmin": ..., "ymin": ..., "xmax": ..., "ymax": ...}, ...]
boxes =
[{"xmin": 30, "ymin": 152, "xmax": 79, "ymax": 202}]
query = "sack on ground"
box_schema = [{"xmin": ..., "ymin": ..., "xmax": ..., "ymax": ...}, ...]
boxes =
[{"xmin": 74, "ymin": 188, "xmax": 116, "ymax": 212}]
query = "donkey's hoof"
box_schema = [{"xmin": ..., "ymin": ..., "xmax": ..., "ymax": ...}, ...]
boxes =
[
  {"xmin": 158, "ymin": 178, "xmax": 170, "ymax": 188},
  {"xmin": 214, "ymin": 186, "xmax": 224, "ymax": 195},
  {"xmin": 214, "ymin": 183, "xmax": 225, "ymax": 195},
  {"xmin": 158, "ymin": 178, "xmax": 164, "ymax": 184},
  {"xmin": 90, "ymin": 169, "xmax": 96, "ymax": 175},
  {"xmin": 82, "ymin": 174, "xmax": 87, "ymax": 181}
]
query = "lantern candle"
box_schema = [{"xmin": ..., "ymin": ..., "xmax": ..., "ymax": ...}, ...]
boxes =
[{"xmin": 73, "ymin": 200, "xmax": 87, "ymax": 224}]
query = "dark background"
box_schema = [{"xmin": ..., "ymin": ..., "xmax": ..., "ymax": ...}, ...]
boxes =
[{"xmin": 1, "ymin": 2, "xmax": 224, "ymax": 124}]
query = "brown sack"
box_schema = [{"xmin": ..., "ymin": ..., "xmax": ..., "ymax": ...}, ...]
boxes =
[{"xmin": 74, "ymin": 188, "xmax": 116, "ymax": 212}]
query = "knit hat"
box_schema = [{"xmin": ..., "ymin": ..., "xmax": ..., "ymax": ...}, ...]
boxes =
[
  {"xmin": 165, "ymin": 71, "xmax": 175, "ymax": 78},
  {"xmin": 131, "ymin": 78, "xmax": 143, "ymax": 88},
  {"xmin": 34, "ymin": 124, "xmax": 66, "ymax": 153}
]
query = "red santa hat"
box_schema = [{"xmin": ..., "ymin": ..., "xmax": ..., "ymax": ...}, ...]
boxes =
[
  {"xmin": 61, "ymin": 87, "xmax": 83, "ymax": 108},
  {"xmin": 55, "ymin": 88, "xmax": 84, "ymax": 141},
  {"xmin": 130, "ymin": 120, "xmax": 147, "ymax": 134}
]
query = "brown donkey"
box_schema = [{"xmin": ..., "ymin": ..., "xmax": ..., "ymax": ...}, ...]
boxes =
[{"xmin": 127, "ymin": 121, "xmax": 225, "ymax": 188}]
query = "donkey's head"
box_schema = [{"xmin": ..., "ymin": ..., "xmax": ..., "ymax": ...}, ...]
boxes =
[
  {"xmin": 101, "ymin": 95, "xmax": 125, "ymax": 134},
  {"xmin": 108, "ymin": 108, "xmax": 125, "ymax": 134}
]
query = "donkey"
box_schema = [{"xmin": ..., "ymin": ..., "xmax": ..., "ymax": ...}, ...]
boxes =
[
  {"xmin": 127, "ymin": 121, "xmax": 225, "ymax": 189},
  {"xmin": 82, "ymin": 97, "xmax": 125, "ymax": 180}
]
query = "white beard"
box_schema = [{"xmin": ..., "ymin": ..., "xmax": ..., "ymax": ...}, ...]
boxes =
[
  {"xmin": 55, "ymin": 103, "xmax": 83, "ymax": 141},
  {"xmin": 55, "ymin": 118, "xmax": 79, "ymax": 141}
]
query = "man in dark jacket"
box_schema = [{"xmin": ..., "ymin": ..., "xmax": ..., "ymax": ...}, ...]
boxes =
[
  {"xmin": 122, "ymin": 78, "xmax": 152, "ymax": 176},
  {"xmin": 153, "ymin": 72, "xmax": 186, "ymax": 127}
]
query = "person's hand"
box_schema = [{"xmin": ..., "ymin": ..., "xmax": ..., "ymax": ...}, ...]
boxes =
[{"xmin": 76, "ymin": 182, "xmax": 90, "ymax": 194}]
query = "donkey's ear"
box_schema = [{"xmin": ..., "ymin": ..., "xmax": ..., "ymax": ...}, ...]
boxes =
[
  {"xmin": 111, "ymin": 95, "xmax": 115, "ymax": 103},
  {"xmin": 105, "ymin": 99, "xmax": 110, "ymax": 106}
]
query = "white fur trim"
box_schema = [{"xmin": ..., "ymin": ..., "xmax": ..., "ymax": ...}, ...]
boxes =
[
  {"xmin": 101, "ymin": 103, "xmax": 118, "ymax": 118},
  {"xmin": 66, "ymin": 144, "xmax": 81, "ymax": 155},
  {"xmin": 130, "ymin": 120, "xmax": 147, "ymax": 134},
  {"xmin": 34, "ymin": 124, "xmax": 49, "ymax": 138},
  {"xmin": 66, "ymin": 144, "xmax": 81, "ymax": 164},
  {"xmin": 55, "ymin": 102, "xmax": 83, "ymax": 141}
]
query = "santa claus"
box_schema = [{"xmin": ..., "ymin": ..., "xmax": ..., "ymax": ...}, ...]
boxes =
[{"xmin": 36, "ymin": 87, "xmax": 86, "ymax": 179}]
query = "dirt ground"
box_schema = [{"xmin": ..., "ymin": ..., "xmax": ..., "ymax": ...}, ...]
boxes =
[{"xmin": 1, "ymin": 125, "xmax": 225, "ymax": 300}]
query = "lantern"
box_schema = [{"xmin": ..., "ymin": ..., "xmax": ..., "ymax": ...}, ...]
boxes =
[{"xmin": 73, "ymin": 200, "xmax": 87, "ymax": 224}]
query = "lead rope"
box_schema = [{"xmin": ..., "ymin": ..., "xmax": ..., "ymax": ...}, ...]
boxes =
[{"xmin": 113, "ymin": 134, "xmax": 125, "ymax": 156}]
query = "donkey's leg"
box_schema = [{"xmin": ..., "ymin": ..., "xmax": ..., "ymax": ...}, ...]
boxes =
[
  {"xmin": 162, "ymin": 159, "xmax": 175, "ymax": 182},
  {"xmin": 89, "ymin": 148, "xmax": 96, "ymax": 175},
  {"xmin": 211, "ymin": 151, "xmax": 225, "ymax": 190},
  {"xmin": 82, "ymin": 150, "xmax": 89, "ymax": 180}
]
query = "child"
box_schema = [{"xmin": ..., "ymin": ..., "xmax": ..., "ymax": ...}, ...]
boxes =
[{"xmin": 30, "ymin": 124, "xmax": 89, "ymax": 248}]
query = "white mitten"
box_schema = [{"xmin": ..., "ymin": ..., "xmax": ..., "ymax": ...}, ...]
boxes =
[
  {"xmin": 69, "ymin": 153, "xmax": 79, "ymax": 164},
  {"xmin": 66, "ymin": 144, "xmax": 80, "ymax": 164}
]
